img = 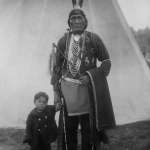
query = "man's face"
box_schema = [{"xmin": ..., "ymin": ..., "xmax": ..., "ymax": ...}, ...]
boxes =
[
  {"xmin": 34, "ymin": 96, "xmax": 47, "ymax": 111},
  {"xmin": 69, "ymin": 14, "xmax": 86, "ymax": 34}
]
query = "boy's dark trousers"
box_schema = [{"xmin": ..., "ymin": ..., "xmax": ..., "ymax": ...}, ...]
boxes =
[
  {"xmin": 30, "ymin": 135, "xmax": 51, "ymax": 150},
  {"xmin": 63, "ymin": 114, "xmax": 92, "ymax": 150}
]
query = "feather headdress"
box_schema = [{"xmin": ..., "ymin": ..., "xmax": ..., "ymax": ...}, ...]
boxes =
[{"xmin": 72, "ymin": 0, "xmax": 83, "ymax": 9}]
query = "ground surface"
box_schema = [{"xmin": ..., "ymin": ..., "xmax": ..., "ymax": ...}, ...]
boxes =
[{"xmin": 0, "ymin": 120, "xmax": 150, "ymax": 150}]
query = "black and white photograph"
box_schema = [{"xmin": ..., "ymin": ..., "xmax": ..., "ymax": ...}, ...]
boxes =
[{"xmin": 0, "ymin": 0, "xmax": 150, "ymax": 150}]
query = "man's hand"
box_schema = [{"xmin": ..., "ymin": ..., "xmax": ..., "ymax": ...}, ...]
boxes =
[
  {"xmin": 79, "ymin": 75, "xmax": 90, "ymax": 85},
  {"xmin": 99, "ymin": 59, "xmax": 111, "ymax": 76},
  {"xmin": 55, "ymin": 102, "xmax": 63, "ymax": 111},
  {"xmin": 54, "ymin": 91, "xmax": 61, "ymax": 103},
  {"xmin": 54, "ymin": 91, "xmax": 62, "ymax": 111}
]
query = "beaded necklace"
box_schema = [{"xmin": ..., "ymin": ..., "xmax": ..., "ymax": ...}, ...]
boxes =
[{"xmin": 67, "ymin": 31, "xmax": 85, "ymax": 77}]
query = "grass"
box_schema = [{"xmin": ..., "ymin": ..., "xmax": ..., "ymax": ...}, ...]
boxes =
[
  {"xmin": 107, "ymin": 120, "xmax": 150, "ymax": 150},
  {"xmin": 0, "ymin": 120, "xmax": 150, "ymax": 150}
]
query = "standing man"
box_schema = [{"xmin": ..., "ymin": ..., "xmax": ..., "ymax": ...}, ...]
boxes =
[{"xmin": 50, "ymin": 0, "xmax": 116, "ymax": 150}]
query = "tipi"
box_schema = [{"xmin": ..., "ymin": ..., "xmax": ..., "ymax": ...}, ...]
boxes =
[{"xmin": 0, "ymin": 0, "xmax": 150, "ymax": 127}]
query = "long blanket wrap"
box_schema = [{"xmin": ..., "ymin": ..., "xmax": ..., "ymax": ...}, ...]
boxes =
[{"xmin": 86, "ymin": 68, "xmax": 116, "ymax": 131}]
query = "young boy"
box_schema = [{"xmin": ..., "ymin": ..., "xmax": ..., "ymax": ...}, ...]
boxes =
[{"xmin": 23, "ymin": 91, "xmax": 58, "ymax": 150}]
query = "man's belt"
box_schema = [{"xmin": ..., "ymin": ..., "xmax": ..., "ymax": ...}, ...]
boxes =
[{"xmin": 62, "ymin": 76, "xmax": 82, "ymax": 85}]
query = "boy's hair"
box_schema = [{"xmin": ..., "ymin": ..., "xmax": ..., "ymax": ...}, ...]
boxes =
[{"xmin": 34, "ymin": 91, "xmax": 49, "ymax": 103}]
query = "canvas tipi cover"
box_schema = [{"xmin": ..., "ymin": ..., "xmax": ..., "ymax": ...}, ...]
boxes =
[{"xmin": 0, "ymin": 0, "xmax": 150, "ymax": 127}]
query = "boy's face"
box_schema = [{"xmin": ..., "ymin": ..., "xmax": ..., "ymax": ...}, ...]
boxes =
[{"xmin": 34, "ymin": 96, "xmax": 47, "ymax": 111}]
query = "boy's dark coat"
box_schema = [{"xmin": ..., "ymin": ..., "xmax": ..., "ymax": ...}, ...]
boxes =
[{"xmin": 23, "ymin": 105, "xmax": 57, "ymax": 150}]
